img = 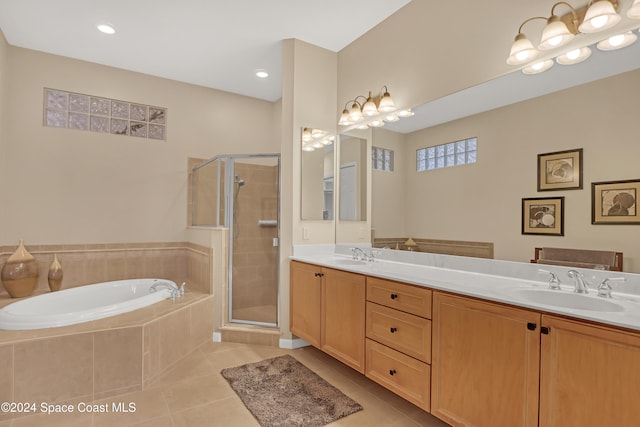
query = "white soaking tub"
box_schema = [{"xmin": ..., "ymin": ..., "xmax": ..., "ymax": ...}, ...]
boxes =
[{"xmin": 0, "ymin": 278, "xmax": 178, "ymax": 330}]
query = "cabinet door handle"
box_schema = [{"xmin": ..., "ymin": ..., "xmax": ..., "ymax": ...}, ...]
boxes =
[
  {"xmin": 527, "ymin": 322, "xmax": 537, "ymax": 331},
  {"xmin": 389, "ymin": 369, "xmax": 396, "ymax": 376},
  {"xmin": 541, "ymin": 326, "xmax": 550, "ymax": 335},
  {"xmin": 390, "ymin": 293, "xmax": 398, "ymax": 300},
  {"xmin": 314, "ymin": 272, "xmax": 325, "ymax": 277},
  {"xmin": 390, "ymin": 327, "xmax": 397, "ymax": 333}
]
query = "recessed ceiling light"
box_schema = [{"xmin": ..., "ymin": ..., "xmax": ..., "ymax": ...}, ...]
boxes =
[
  {"xmin": 97, "ymin": 23, "xmax": 116, "ymax": 35},
  {"xmin": 255, "ymin": 69, "xmax": 269, "ymax": 79}
]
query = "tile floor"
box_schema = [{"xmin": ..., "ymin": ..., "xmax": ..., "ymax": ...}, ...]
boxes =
[{"xmin": 4, "ymin": 341, "xmax": 451, "ymax": 427}]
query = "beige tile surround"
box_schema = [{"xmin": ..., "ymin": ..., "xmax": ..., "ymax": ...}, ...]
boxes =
[
  {"xmin": 0, "ymin": 241, "xmax": 213, "ymax": 296},
  {"xmin": 0, "ymin": 240, "xmax": 216, "ymax": 423},
  {"xmin": 0, "ymin": 293, "xmax": 214, "ymax": 423}
]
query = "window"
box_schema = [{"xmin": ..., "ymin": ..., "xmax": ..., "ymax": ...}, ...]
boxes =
[
  {"xmin": 417, "ymin": 137, "xmax": 477, "ymax": 171},
  {"xmin": 43, "ymin": 88, "xmax": 167, "ymax": 140},
  {"xmin": 372, "ymin": 146, "xmax": 394, "ymax": 171}
]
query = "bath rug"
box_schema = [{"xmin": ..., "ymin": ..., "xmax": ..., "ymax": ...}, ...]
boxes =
[{"xmin": 220, "ymin": 354, "xmax": 363, "ymax": 427}]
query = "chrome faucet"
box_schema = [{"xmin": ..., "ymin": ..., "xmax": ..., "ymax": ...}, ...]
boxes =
[
  {"xmin": 538, "ymin": 269, "xmax": 562, "ymax": 290},
  {"xmin": 567, "ymin": 270, "xmax": 590, "ymax": 294},
  {"xmin": 150, "ymin": 280, "xmax": 185, "ymax": 301},
  {"xmin": 597, "ymin": 277, "xmax": 626, "ymax": 298},
  {"xmin": 351, "ymin": 247, "xmax": 374, "ymax": 262}
]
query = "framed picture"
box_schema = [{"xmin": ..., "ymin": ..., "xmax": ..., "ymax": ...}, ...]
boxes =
[
  {"xmin": 522, "ymin": 197, "xmax": 564, "ymax": 235},
  {"xmin": 537, "ymin": 148, "xmax": 583, "ymax": 191},
  {"xmin": 591, "ymin": 179, "xmax": 640, "ymax": 224}
]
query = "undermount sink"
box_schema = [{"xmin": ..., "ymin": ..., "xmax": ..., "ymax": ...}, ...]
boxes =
[
  {"xmin": 508, "ymin": 288, "xmax": 625, "ymax": 312},
  {"xmin": 333, "ymin": 258, "xmax": 368, "ymax": 266}
]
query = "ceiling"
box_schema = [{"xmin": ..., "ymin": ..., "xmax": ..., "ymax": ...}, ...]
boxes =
[{"xmin": 0, "ymin": 0, "xmax": 411, "ymax": 102}]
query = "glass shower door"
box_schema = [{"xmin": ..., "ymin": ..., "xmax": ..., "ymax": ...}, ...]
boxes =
[{"xmin": 227, "ymin": 155, "xmax": 280, "ymax": 326}]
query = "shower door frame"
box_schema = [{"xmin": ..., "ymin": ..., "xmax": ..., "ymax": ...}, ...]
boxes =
[{"xmin": 224, "ymin": 153, "xmax": 281, "ymax": 327}]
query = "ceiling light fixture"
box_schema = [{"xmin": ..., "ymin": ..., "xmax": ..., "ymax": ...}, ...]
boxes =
[
  {"xmin": 255, "ymin": 69, "xmax": 269, "ymax": 78},
  {"xmin": 97, "ymin": 23, "xmax": 116, "ymax": 35},
  {"xmin": 339, "ymin": 86, "xmax": 413, "ymax": 128},
  {"xmin": 507, "ymin": 0, "xmax": 640, "ymax": 75}
]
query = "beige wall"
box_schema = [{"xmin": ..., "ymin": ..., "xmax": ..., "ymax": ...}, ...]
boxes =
[
  {"xmin": 371, "ymin": 128, "xmax": 406, "ymax": 239},
  {"xmin": 3, "ymin": 47, "xmax": 278, "ymax": 246},
  {"xmin": 372, "ymin": 69, "xmax": 640, "ymax": 272},
  {"xmin": 280, "ymin": 39, "xmax": 338, "ymax": 341},
  {"xmin": 337, "ymin": 0, "xmax": 540, "ymax": 114},
  {"xmin": 0, "ymin": 30, "xmax": 8, "ymax": 231}
]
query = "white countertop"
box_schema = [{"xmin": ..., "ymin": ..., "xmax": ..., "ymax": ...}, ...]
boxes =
[{"xmin": 290, "ymin": 245, "xmax": 640, "ymax": 332}]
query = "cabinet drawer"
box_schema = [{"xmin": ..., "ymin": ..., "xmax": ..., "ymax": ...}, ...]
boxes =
[
  {"xmin": 366, "ymin": 339, "xmax": 431, "ymax": 412},
  {"xmin": 366, "ymin": 302, "xmax": 431, "ymax": 363},
  {"xmin": 367, "ymin": 277, "xmax": 432, "ymax": 318}
]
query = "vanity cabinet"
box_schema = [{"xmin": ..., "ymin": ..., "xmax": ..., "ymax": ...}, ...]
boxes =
[
  {"xmin": 431, "ymin": 292, "xmax": 541, "ymax": 427},
  {"xmin": 290, "ymin": 261, "xmax": 322, "ymax": 347},
  {"xmin": 365, "ymin": 277, "xmax": 432, "ymax": 411},
  {"xmin": 289, "ymin": 261, "xmax": 366, "ymax": 373},
  {"xmin": 291, "ymin": 260, "xmax": 640, "ymax": 426},
  {"xmin": 539, "ymin": 315, "xmax": 640, "ymax": 427}
]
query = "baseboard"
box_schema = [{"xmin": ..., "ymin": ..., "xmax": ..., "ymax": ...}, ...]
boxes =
[{"xmin": 279, "ymin": 337, "xmax": 310, "ymax": 349}]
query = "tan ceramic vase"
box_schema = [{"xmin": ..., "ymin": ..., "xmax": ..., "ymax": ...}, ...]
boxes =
[
  {"xmin": 48, "ymin": 254, "xmax": 63, "ymax": 292},
  {"xmin": 1, "ymin": 240, "xmax": 39, "ymax": 298}
]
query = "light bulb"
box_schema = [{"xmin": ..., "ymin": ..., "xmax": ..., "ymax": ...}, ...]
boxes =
[
  {"xmin": 590, "ymin": 15, "xmax": 609, "ymax": 29},
  {"xmin": 566, "ymin": 49, "xmax": 580, "ymax": 60},
  {"xmin": 608, "ymin": 34, "xmax": 625, "ymax": 47}
]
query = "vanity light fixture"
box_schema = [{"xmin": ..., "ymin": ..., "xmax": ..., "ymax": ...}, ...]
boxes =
[
  {"xmin": 339, "ymin": 86, "xmax": 413, "ymax": 128},
  {"xmin": 579, "ymin": 0, "xmax": 621, "ymax": 33},
  {"xmin": 507, "ymin": 0, "xmax": 640, "ymax": 75}
]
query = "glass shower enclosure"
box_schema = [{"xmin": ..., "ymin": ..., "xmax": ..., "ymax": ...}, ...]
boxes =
[{"xmin": 191, "ymin": 153, "xmax": 280, "ymax": 327}]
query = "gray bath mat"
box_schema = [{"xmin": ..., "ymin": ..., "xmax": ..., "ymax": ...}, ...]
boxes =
[{"xmin": 220, "ymin": 354, "xmax": 363, "ymax": 427}]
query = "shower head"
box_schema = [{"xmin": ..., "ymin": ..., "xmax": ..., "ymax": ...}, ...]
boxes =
[{"xmin": 235, "ymin": 176, "xmax": 245, "ymax": 187}]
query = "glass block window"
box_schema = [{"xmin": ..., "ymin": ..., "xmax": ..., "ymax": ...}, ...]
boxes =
[
  {"xmin": 372, "ymin": 146, "xmax": 394, "ymax": 171},
  {"xmin": 43, "ymin": 88, "xmax": 167, "ymax": 140},
  {"xmin": 417, "ymin": 137, "xmax": 477, "ymax": 171}
]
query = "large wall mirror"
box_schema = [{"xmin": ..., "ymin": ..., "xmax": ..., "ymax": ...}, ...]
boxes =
[
  {"xmin": 366, "ymin": 47, "xmax": 640, "ymax": 270},
  {"xmin": 338, "ymin": 133, "xmax": 367, "ymax": 221},
  {"xmin": 300, "ymin": 127, "xmax": 335, "ymax": 221}
]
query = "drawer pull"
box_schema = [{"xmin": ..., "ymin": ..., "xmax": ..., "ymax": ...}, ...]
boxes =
[
  {"xmin": 390, "ymin": 293, "xmax": 398, "ymax": 300},
  {"xmin": 390, "ymin": 327, "xmax": 397, "ymax": 333},
  {"xmin": 389, "ymin": 369, "xmax": 397, "ymax": 376}
]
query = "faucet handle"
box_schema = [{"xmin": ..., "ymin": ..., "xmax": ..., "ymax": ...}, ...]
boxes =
[
  {"xmin": 179, "ymin": 282, "xmax": 186, "ymax": 296},
  {"xmin": 597, "ymin": 277, "xmax": 626, "ymax": 298},
  {"xmin": 538, "ymin": 269, "xmax": 561, "ymax": 290}
]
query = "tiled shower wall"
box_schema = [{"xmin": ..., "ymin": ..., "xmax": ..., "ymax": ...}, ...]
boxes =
[
  {"xmin": 0, "ymin": 241, "xmax": 213, "ymax": 296},
  {"xmin": 231, "ymin": 162, "xmax": 278, "ymax": 323}
]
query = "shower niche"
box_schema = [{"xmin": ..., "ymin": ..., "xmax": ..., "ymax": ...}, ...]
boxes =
[{"xmin": 191, "ymin": 154, "xmax": 280, "ymax": 327}]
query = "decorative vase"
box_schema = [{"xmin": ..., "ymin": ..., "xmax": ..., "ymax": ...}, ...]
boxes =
[
  {"xmin": 1, "ymin": 240, "xmax": 39, "ymax": 298},
  {"xmin": 48, "ymin": 254, "xmax": 63, "ymax": 292}
]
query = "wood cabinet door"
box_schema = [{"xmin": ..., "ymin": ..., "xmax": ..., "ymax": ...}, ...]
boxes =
[
  {"xmin": 321, "ymin": 268, "xmax": 366, "ymax": 373},
  {"xmin": 289, "ymin": 261, "xmax": 322, "ymax": 347},
  {"xmin": 540, "ymin": 315, "xmax": 640, "ymax": 427},
  {"xmin": 431, "ymin": 292, "xmax": 541, "ymax": 427}
]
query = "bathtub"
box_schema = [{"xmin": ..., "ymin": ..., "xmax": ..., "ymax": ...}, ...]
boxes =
[{"xmin": 0, "ymin": 278, "xmax": 178, "ymax": 330}]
